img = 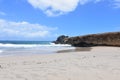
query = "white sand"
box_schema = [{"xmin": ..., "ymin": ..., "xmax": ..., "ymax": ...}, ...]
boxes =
[{"xmin": 0, "ymin": 47, "xmax": 120, "ymax": 80}]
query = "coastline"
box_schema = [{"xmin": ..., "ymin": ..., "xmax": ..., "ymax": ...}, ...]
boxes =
[{"xmin": 0, "ymin": 46, "xmax": 120, "ymax": 80}]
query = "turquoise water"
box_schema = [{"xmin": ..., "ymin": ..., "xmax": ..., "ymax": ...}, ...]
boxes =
[
  {"xmin": 0, "ymin": 41, "xmax": 73, "ymax": 56},
  {"xmin": 0, "ymin": 41, "xmax": 51, "ymax": 45}
]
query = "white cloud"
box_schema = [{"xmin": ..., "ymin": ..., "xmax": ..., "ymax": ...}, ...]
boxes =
[
  {"xmin": 28, "ymin": 0, "xmax": 79, "ymax": 16},
  {"xmin": 27, "ymin": 0, "xmax": 100, "ymax": 17},
  {"xmin": 0, "ymin": 11, "xmax": 6, "ymax": 16},
  {"xmin": 113, "ymin": 0, "xmax": 120, "ymax": 8},
  {"xmin": 0, "ymin": 19, "xmax": 57, "ymax": 39}
]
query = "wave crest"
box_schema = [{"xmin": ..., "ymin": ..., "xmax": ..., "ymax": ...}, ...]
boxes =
[{"xmin": 0, "ymin": 43, "xmax": 71, "ymax": 48}]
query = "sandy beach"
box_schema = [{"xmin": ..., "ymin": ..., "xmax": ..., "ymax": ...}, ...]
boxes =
[{"xmin": 0, "ymin": 47, "xmax": 120, "ymax": 80}]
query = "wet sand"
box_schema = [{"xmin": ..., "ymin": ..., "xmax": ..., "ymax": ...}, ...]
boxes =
[
  {"xmin": 57, "ymin": 47, "xmax": 92, "ymax": 53},
  {"xmin": 0, "ymin": 47, "xmax": 120, "ymax": 80}
]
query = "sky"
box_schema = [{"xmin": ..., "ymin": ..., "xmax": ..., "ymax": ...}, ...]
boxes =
[{"xmin": 0, "ymin": 0, "xmax": 120, "ymax": 41}]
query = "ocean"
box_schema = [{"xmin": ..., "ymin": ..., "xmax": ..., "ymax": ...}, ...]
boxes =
[{"xmin": 0, "ymin": 41, "xmax": 74, "ymax": 56}]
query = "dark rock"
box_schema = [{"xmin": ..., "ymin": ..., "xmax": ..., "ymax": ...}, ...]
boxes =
[
  {"xmin": 54, "ymin": 32, "xmax": 120, "ymax": 47},
  {"xmin": 53, "ymin": 35, "xmax": 69, "ymax": 44},
  {"xmin": 67, "ymin": 32, "xmax": 120, "ymax": 47},
  {"xmin": 72, "ymin": 42, "xmax": 97, "ymax": 47}
]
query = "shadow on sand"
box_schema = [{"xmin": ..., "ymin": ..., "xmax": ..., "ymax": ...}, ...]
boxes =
[{"xmin": 57, "ymin": 47, "xmax": 92, "ymax": 53}]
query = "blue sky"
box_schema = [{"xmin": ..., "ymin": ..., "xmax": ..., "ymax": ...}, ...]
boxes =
[{"xmin": 0, "ymin": 0, "xmax": 120, "ymax": 41}]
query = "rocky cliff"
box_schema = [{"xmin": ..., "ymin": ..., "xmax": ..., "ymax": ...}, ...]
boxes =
[
  {"xmin": 54, "ymin": 32, "xmax": 120, "ymax": 47},
  {"xmin": 53, "ymin": 35, "xmax": 69, "ymax": 44}
]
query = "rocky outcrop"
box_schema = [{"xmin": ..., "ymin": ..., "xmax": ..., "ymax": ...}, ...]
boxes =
[
  {"xmin": 67, "ymin": 32, "xmax": 120, "ymax": 47},
  {"xmin": 54, "ymin": 32, "xmax": 120, "ymax": 47},
  {"xmin": 53, "ymin": 35, "xmax": 69, "ymax": 44}
]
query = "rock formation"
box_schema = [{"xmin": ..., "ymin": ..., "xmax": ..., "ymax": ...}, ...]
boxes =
[
  {"xmin": 54, "ymin": 32, "xmax": 120, "ymax": 47},
  {"xmin": 53, "ymin": 35, "xmax": 69, "ymax": 44}
]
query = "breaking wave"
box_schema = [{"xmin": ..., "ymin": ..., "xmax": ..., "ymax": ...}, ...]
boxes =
[{"xmin": 0, "ymin": 43, "xmax": 71, "ymax": 48}]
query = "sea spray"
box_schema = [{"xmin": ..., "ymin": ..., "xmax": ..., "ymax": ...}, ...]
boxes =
[{"xmin": 0, "ymin": 41, "xmax": 74, "ymax": 56}]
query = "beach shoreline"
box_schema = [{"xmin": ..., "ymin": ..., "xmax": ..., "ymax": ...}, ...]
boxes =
[{"xmin": 0, "ymin": 46, "xmax": 120, "ymax": 80}]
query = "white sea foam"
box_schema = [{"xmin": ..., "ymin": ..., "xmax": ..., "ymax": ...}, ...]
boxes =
[
  {"xmin": 50, "ymin": 43, "xmax": 71, "ymax": 46},
  {"xmin": 0, "ymin": 43, "xmax": 71, "ymax": 48},
  {"xmin": 0, "ymin": 43, "xmax": 74, "ymax": 56},
  {"xmin": 0, "ymin": 50, "xmax": 3, "ymax": 53}
]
